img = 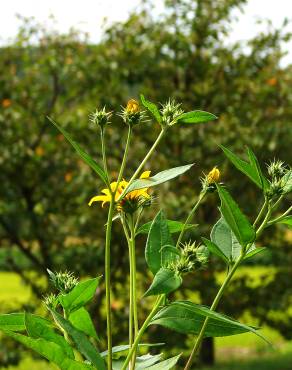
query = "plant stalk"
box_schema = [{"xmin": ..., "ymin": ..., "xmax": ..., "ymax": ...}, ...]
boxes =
[
  {"xmin": 121, "ymin": 295, "xmax": 165, "ymax": 370},
  {"xmin": 100, "ymin": 128, "xmax": 110, "ymax": 185},
  {"xmin": 176, "ymin": 191, "xmax": 206, "ymax": 247},
  {"xmin": 105, "ymin": 197, "xmax": 115, "ymax": 370},
  {"xmin": 117, "ymin": 128, "xmax": 166, "ymax": 201},
  {"xmin": 184, "ymin": 199, "xmax": 274, "ymax": 370},
  {"xmin": 129, "ymin": 216, "xmax": 139, "ymax": 370},
  {"xmin": 183, "ymin": 253, "xmax": 244, "ymax": 370}
]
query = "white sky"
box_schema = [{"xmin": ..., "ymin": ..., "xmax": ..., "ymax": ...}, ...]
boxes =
[{"xmin": 1, "ymin": 0, "xmax": 292, "ymax": 64}]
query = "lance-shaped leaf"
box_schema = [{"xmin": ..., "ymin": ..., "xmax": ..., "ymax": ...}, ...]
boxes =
[
  {"xmin": 177, "ymin": 110, "xmax": 217, "ymax": 124},
  {"xmin": 140, "ymin": 94, "xmax": 162, "ymax": 123},
  {"xmin": 25, "ymin": 313, "xmax": 74, "ymax": 359},
  {"xmin": 282, "ymin": 170, "xmax": 292, "ymax": 194},
  {"xmin": 101, "ymin": 343, "xmax": 164, "ymax": 357},
  {"xmin": 50, "ymin": 310, "xmax": 106, "ymax": 370},
  {"xmin": 2, "ymin": 331, "xmax": 95, "ymax": 370},
  {"xmin": 216, "ymin": 185, "xmax": 255, "ymax": 247},
  {"xmin": 0, "ymin": 313, "xmax": 50, "ymax": 332},
  {"xmin": 146, "ymin": 354, "xmax": 181, "ymax": 370},
  {"xmin": 145, "ymin": 211, "xmax": 176, "ymax": 275},
  {"xmin": 277, "ymin": 216, "xmax": 292, "ymax": 228},
  {"xmin": 144, "ymin": 268, "xmax": 182, "ymax": 297},
  {"xmin": 125, "ymin": 164, "xmax": 194, "ymax": 194},
  {"xmin": 59, "ymin": 277, "xmax": 101, "ymax": 313},
  {"xmin": 151, "ymin": 301, "xmax": 269, "ymax": 343},
  {"xmin": 69, "ymin": 307, "xmax": 99, "ymax": 341},
  {"xmin": 220, "ymin": 145, "xmax": 268, "ymax": 190},
  {"xmin": 202, "ymin": 237, "xmax": 229, "ymax": 263},
  {"xmin": 137, "ymin": 220, "xmax": 196, "ymax": 235},
  {"xmin": 48, "ymin": 117, "xmax": 108, "ymax": 185},
  {"xmin": 210, "ymin": 218, "xmax": 261, "ymax": 262}
]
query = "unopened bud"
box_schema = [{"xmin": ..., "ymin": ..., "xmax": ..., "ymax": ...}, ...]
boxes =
[
  {"xmin": 126, "ymin": 99, "xmax": 140, "ymax": 114},
  {"xmin": 207, "ymin": 167, "xmax": 220, "ymax": 184}
]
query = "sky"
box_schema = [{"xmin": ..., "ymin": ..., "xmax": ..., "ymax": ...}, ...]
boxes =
[{"xmin": 1, "ymin": 0, "xmax": 292, "ymax": 64}]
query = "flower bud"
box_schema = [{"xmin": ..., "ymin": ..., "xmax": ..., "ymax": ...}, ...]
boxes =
[
  {"xmin": 89, "ymin": 107, "xmax": 112, "ymax": 128},
  {"xmin": 207, "ymin": 167, "xmax": 220, "ymax": 184},
  {"xmin": 160, "ymin": 99, "xmax": 184, "ymax": 126},
  {"xmin": 126, "ymin": 99, "xmax": 140, "ymax": 114},
  {"xmin": 120, "ymin": 99, "xmax": 146, "ymax": 126},
  {"xmin": 48, "ymin": 270, "xmax": 79, "ymax": 293},
  {"xmin": 267, "ymin": 160, "xmax": 287, "ymax": 179}
]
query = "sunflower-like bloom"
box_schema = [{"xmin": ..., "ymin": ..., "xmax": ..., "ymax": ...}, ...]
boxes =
[{"xmin": 88, "ymin": 171, "xmax": 151, "ymax": 212}]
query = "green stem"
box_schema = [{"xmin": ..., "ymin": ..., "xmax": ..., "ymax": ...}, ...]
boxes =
[
  {"xmin": 183, "ymin": 253, "xmax": 244, "ymax": 370},
  {"xmin": 117, "ymin": 128, "xmax": 166, "ymax": 202},
  {"xmin": 184, "ymin": 199, "xmax": 274, "ymax": 370},
  {"xmin": 100, "ymin": 128, "xmax": 110, "ymax": 184},
  {"xmin": 268, "ymin": 204, "xmax": 292, "ymax": 226},
  {"xmin": 116, "ymin": 126, "xmax": 132, "ymax": 190},
  {"xmin": 253, "ymin": 197, "xmax": 268, "ymax": 227},
  {"xmin": 105, "ymin": 197, "xmax": 115, "ymax": 370},
  {"xmin": 256, "ymin": 202, "xmax": 272, "ymax": 238},
  {"xmin": 121, "ymin": 295, "xmax": 165, "ymax": 370},
  {"xmin": 176, "ymin": 191, "xmax": 206, "ymax": 247},
  {"xmin": 129, "ymin": 216, "xmax": 139, "ymax": 370},
  {"xmin": 121, "ymin": 216, "xmax": 134, "ymax": 362}
]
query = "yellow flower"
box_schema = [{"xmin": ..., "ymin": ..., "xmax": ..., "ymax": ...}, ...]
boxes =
[
  {"xmin": 126, "ymin": 99, "xmax": 140, "ymax": 114},
  {"xmin": 207, "ymin": 167, "xmax": 220, "ymax": 184},
  {"xmin": 88, "ymin": 171, "xmax": 151, "ymax": 210}
]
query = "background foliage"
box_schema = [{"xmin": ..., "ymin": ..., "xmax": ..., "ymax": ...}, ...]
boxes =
[{"xmin": 0, "ymin": 0, "xmax": 291, "ymax": 367}]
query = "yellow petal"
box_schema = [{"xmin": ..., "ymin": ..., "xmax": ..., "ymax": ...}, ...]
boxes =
[
  {"xmin": 88, "ymin": 195, "xmax": 110, "ymax": 206},
  {"xmin": 140, "ymin": 171, "xmax": 151, "ymax": 179}
]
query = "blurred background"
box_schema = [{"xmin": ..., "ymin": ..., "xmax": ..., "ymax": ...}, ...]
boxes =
[{"xmin": 0, "ymin": 0, "xmax": 292, "ymax": 369}]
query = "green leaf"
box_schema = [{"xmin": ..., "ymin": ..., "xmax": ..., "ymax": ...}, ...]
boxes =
[
  {"xmin": 210, "ymin": 218, "xmax": 242, "ymax": 262},
  {"xmin": 146, "ymin": 354, "xmax": 181, "ymax": 370},
  {"xmin": 2, "ymin": 331, "xmax": 94, "ymax": 369},
  {"xmin": 216, "ymin": 185, "xmax": 255, "ymax": 247},
  {"xmin": 101, "ymin": 343, "xmax": 164, "ymax": 357},
  {"xmin": 244, "ymin": 247, "xmax": 266, "ymax": 260},
  {"xmin": 48, "ymin": 117, "xmax": 108, "ymax": 185},
  {"xmin": 144, "ymin": 268, "xmax": 182, "ymax": 297},
  {"xmin": 145, "ymin": 211, "xmax": 176, "ymax": 275},
  {"xmin": 201, "ymin": 237, "xmax": 229, "ymax": 263},
  {"xmin": 0, "ymin": 313, "xmax": 49, "ymax": 332},
  {"xmin": 137, "ymin": 220, "xmax": 196, "ymax": 235},
  {"xmin": 151, "ymin": 301, "xmax": 269, "ymax": 343},
  {"xmin": 50, "ymin": 310, "xmax": 106, "ymax": 370},
  {"xmin": 125, "ymin": 164, "xmax": 194, "ymax": 194},
  {"xmin": 220, "ymin": 145, "xmax": 268, "ymax": 190},
  {"xmin": 247, "ymin": 148, "xmax": 269, "ymax": 191},
  {"xmin": 59, "ymin": 277, "xmax": 101, "ymax": 313},
  {"xmin": 112, "ymin": 353, "xmax": 163, "ymax": 370},
  {"xmin": 177, "ymin": 110, "xmax": 217, "ymax": 124},
  {"xmin": 277, "ymin": 216, "xmax": 292, "ymax": 228},
  {"xmin": 25, "ymin": 313, "xmax": 74, "ymax": 359},
  {"xmin": 282, "ymin": 170, "xmax": 292, "ymax": 194},
  {"xmin": 140, "ymin": 94, "xmax": 162, "ymax": 123},
  {"xmin": 69, "ymin": 307, "xmax": 99, "ymax": 341}
]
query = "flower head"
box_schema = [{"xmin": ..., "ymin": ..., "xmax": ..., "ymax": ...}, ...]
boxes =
[
  {"xmin": 160, "ymin": 99, "xmax": 184, "ymax": 126},
  {"xmin": 89, "ymin": 107, "xmax": 112, "ymax": 128},
  {"xmin": 207, "ymin": 167, "xmax": 220, "ymax": 184},
  {"xmin": 126, "ymin": 99, "xmax": 140, "ymax": 114},
  {"xmin": 120, "ymin": 99, "xmax": 146, "ymax": 126},
  {"xmin": 88, "ymin": 171, "xmax": 151, "ymax": 213}
]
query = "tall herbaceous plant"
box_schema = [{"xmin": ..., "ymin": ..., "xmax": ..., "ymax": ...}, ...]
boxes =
[{"xmin": 0, "ymin": 95, "xmax": 291, "ymax": 370}]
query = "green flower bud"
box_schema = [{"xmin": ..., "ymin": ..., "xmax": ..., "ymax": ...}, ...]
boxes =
[
  {"xmin": 160, "ymin": 99, "xmax": 184, "ymax": 126},
  {"xmin": 89, "ymin": 107, "xmax": 112, "ymax": 128}
]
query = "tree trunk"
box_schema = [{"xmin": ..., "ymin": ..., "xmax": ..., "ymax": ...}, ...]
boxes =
[{"xmin": 199, "ymin": 337, "xmax": 215, "ymax": 366}]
